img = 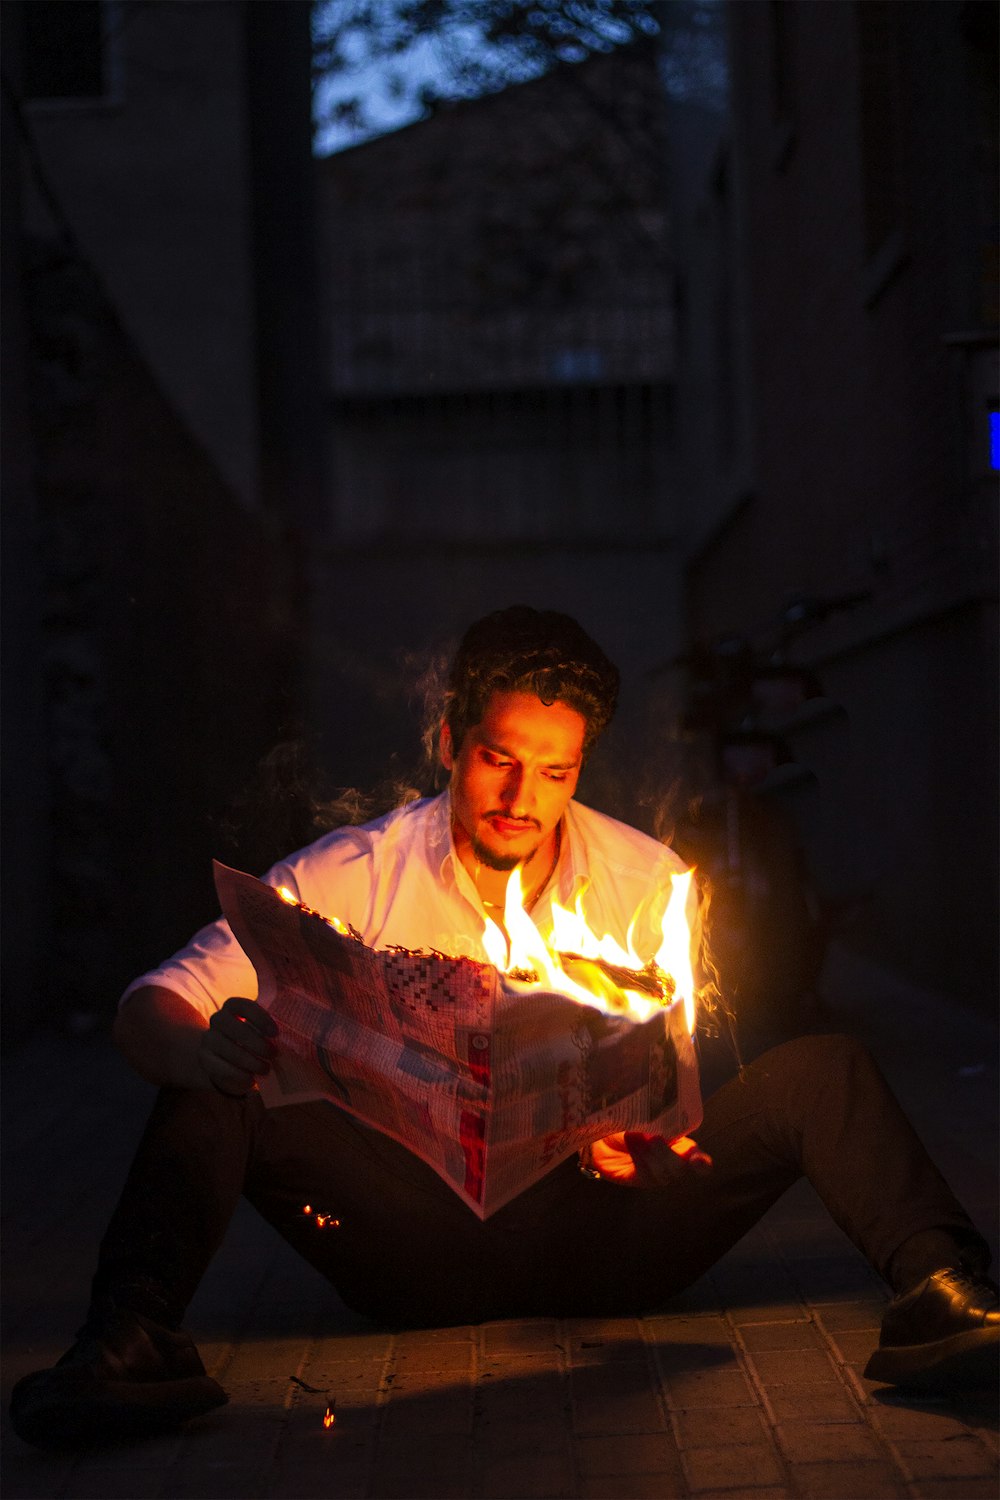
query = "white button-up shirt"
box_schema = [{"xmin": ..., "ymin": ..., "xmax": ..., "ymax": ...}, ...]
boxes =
[{"xmin": 122, "ymin": 791, "xmax": 690, "ymax": 1022}]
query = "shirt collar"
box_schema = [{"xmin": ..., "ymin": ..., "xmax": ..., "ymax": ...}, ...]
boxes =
[
  {"xmin": 436, "ymin": 787, "xmax": 495, "ymax": 916},
  {"xmin": 426, "ymin": 789, "xmax": 456, "ymax": 884},
  {"xmin": 433, "ymin": 787, "xmax": 592, "ymax": 910},
  {"xmin": 553, "ymin": 800, "xmax": 591, "ymax": 907}
]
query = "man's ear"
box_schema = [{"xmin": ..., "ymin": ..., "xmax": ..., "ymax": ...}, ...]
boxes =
[{"xmin": 439, "ymin": 721, "xmax": 454, "ymax": 772}]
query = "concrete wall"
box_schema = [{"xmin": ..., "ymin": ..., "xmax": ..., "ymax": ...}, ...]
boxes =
[
  {"xmin": 23, "ymin": 0, "xmax": 260, "ymax": 505},
  {"xmin": 1, "ymin": 3, "xmax": 50, "ymax": 1041},
  {"xmin": 676, "ymin": 1, "xmax": 998, "ymax": 1006},
  {"xmin": 6, "ymin": 245, "xmax": 303, "ymax": 1035},
  {"xmin": 328, "ymin": 384, "xmax": 676, "ymax": 545},
  {"xmin": 818, "ymin": 607, "xmax": 998, "ymax": 997},
  {"xmin": 3, "ymin": 1, "xmax": 319, "ymax": 1037}
]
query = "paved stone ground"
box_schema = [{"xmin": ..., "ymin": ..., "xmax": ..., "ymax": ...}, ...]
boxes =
[{"xmin": 2, "ymin": 945, "xmax": 997, "ymax": 1499}]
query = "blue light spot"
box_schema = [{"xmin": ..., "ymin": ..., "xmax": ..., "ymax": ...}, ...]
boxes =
[{"xmin": 991, "ymin": 411, "xmax": 1000, "ymax": 472}]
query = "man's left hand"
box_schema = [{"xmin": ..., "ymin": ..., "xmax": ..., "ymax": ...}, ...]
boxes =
[{"xmin": 587, "ymin": 1131, "xmax": 712, "ymax": 1187}]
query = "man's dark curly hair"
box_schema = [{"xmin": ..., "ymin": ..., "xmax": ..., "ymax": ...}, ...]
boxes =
[{"xmin": 445, "ymin": 606, "xmax": 620, "ymax": 761}]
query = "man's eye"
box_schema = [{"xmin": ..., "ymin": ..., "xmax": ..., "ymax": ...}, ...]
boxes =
[
  {"xmin": 484, "ymin": 753, "xmax": 512, "ymax": 769},
  {"xmin": 545, "ymin": 771, "xmax": 568, "ymax": 783}
]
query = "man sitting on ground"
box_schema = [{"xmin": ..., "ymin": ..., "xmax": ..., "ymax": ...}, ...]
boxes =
[{"xmin": 11, "ymin": 606, "xmax": 998, "ymax": 1449}]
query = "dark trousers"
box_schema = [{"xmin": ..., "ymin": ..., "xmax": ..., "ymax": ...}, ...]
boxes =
[{"xmin": 92, "ymin": 1035, "xmax": 986, "ymax": 1329}]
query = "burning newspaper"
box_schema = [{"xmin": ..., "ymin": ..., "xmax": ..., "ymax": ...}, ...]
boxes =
[{"xmin": 214, "ymin": 862, "xmax": 702, "ymax": 1220}]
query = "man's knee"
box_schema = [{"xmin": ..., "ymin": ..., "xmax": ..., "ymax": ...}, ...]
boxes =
[
  {"xmin": 766, "ymin": 1031, "xmax": 873, "ymax": 1079},
  {"xmin": 136, "ymin": 1083, "xmax": 264, "ymax": 1160},
  {"xmin": 751, "ymin": 1033, "xmax": 882, "ymax": 1115},
  {"xmin": 153, "ymin": 1083, "xmax": 264, "ymax": 1116}
]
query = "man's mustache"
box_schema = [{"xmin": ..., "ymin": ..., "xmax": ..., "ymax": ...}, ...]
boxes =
[{"xmin": 483, "ymin": 812, "xmax": 541, "ymax": 832}]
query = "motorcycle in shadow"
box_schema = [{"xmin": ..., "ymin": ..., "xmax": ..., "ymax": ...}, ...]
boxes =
[{"xmin": 656, "ymin": 593, "xmax": 870, "ymax": 1046}]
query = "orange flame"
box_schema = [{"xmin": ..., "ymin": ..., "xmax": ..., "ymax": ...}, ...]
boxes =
[
  {"xmin": 483, "ymin": 867, "xmax": 698, "ymax": 1032},
  {"xmin": 323, "ymin": 1405, "xmax": 336, "ymax": 1428},
  {"xmin": 278, "ymin": 886, "xmax": 351, "ymax": 935},
  {"xmin": 277, "ymin": 866, "xmax": 699, "ymax": 1031}
]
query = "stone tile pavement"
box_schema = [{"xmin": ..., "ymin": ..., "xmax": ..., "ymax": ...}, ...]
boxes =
[{"xmin": 2, "ymin": 944, "xmax": 997, "ymax": 1499}]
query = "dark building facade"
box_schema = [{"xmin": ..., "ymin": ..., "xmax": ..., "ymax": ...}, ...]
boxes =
[
  {"xmin": 317, "ymin": 41, "xmax": 677, "ymax": 545},
  {"xmin": 670, "ymin": 0, "xmax": 998, "ymax": 1007},
  {"xmin": 308, "ymin": 43, "xmax": 689, "ymax": 829},
  {"xmin": 2, "ymin": 0, "xmax": 323, "ymax": 1037}
]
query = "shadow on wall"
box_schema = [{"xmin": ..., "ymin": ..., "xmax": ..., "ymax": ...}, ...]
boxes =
[{"xmin": 5, "ymin": 242, "xmax": 304, "ymax": 1040}]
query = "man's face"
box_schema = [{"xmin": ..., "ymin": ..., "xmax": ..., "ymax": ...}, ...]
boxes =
[{"xmin": 441, "ymin": 690, "xmax": 586, "ymax": 872}]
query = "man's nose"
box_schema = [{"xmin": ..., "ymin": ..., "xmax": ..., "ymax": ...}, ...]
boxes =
[{"xmin": 501, "ymin": 766, "xmax": 533, "ymax": 815}]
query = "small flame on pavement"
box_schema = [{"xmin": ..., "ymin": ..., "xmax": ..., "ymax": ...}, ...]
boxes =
[
  {"xmin": 323, "ymin": 1404, "xmax": 336, "ymax": 1429},
  {"xmin": 302, "ymin": 1204, "xmax": 341, "ymax": 1229}
]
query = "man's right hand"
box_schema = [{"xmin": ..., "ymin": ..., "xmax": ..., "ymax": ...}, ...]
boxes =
[{"xmin": 198, "ymin": 996, "xmax": 279, "ymax": 1096}]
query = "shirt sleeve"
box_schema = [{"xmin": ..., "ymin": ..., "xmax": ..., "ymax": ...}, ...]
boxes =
[{"xmin": 118, "ymin": 825, "xmax": 378, "ymax": 1022}]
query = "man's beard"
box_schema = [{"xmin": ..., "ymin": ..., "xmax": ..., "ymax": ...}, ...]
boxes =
[{"xmin": 470, "ymin": 826, "xmax": 542, "ymax": 873}]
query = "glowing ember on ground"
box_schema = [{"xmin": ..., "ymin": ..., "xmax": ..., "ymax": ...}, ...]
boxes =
[
  {"xmin": 302, "ymin": 1204, "xmax": 341, "ymax": 1229},
  {"xmin": 323, "ymin": 1404, "xmax": 336, "ymax": 1428}
]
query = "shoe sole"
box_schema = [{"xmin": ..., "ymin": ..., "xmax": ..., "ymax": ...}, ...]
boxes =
[
  {"xmin": 864, "ymin": 1326, "xmax": 1000, "ymax": 1391},
  {"xmin": 11, "ymin": 1368, "xmax": 229, "ymax": 1450}
]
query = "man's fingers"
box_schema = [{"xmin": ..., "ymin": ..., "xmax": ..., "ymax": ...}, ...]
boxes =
[
  {"xmin": 207, "ymin": 1026, "xmax": 271, "ymax": 1074},
  {"xmin": 203, "ymin": 999, "xmax": 278, "ymax": 1088},
  {"xmin": 220, "ymin": 995, "xmax": 279, "ymax": 1038},
  {"xmin": 622, "ymin": 1132, "xmax": 713, "ymax": 1186},
  {"xmin": 586, "ymin": 1133, "xmax": 636, "ymax": 1182},
  {"xmin": 213, "ymin": 998, "xmax": 278, "ymax": 1056},
  {"xmin": 201, "ymin": 1053, "xmax": 258, "ymax": 1096},
  {"xmin": 199, "ymin": 1025, "xmax": 269, "ymax": 1095},
  {"xmin": 621, "ymin": 1131, "xmax": 676, "ymax": 1186},
  {"xmin": 668, "ymin": 1135, "xmax": 713, "ymax": 1174},
  {"xmin": 210, "ymin": 1013, "xmax": 272, "ymax": 1059},
  {"xmin": 588, "ymin": 1131, "xmax": 713, "ymax": 1187}
]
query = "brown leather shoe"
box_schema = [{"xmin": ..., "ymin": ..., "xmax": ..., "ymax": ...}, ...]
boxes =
[
  {"xmin": 864, "ymin": 1267, "xmax": 1000, "ymax": 1390},
  {"xmin": 10, "ymin": 1302, "xmax": 228, "ymax": 1450}
]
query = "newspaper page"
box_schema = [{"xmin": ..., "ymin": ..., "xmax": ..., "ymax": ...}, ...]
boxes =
[{"xmin": 214, "ymin": 862, "xmax": 702, "ymax": 1220}]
